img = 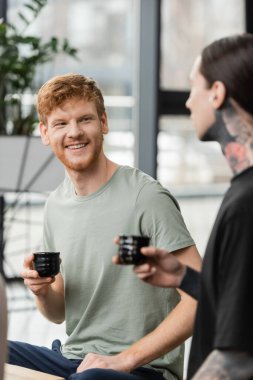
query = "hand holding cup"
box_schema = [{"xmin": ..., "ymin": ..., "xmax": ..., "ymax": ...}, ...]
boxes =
[
  {"xmin": 21, "ymin": 252, "xmax": 60, "ymax": 296},
  {"xmin": 114, "ymin": 235, "xmax": 150, "ymax": 265},
  {"xmin": 33, "ymin": 251, "xmax": 60, "ymax": 277}
]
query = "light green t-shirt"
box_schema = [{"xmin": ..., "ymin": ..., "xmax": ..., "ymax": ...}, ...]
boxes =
[{"xmin": 43, "ymin": 166, "xmax": 195, "ymax": 380}]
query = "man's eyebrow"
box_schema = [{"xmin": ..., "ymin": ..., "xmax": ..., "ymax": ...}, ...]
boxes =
[
  {"xmin": 49, "ymin": 118, "xmax": 66, "ymax": 127},
  {"xmin": 51, "ymin": 118, "xmax": 66, "ymax": 124},
  {"xmin": 79, "ymin": 113, "xmax": 95, "ymax": 118}
]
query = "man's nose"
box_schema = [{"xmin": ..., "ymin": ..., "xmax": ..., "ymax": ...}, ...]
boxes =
[
  {"xmin": 185, "ymin": 96, "xmax": 190, "ymax": 110},
  {"xmin": 67, "ymin": 121, "xmax": 83, "ymax": 138}
]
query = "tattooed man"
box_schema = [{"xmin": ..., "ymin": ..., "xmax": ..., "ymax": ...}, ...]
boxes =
[{"xmin": 123, "ymin": 34, "xmax": 253, "ymax": 379}]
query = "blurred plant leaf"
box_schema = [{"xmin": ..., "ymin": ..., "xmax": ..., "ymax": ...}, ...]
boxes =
[{"xmin": 0, "ymin": 0, "xmax": 78, "ymax": 135}]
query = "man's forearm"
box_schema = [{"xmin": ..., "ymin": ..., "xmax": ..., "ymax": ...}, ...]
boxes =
[
  {"xmin": 116, "ymin": 294, "xmax": 197, "ymax": 371},
  {"xmin": 192, "ymin": 349, "xmax": 253, "ymax": 380},
  {"xmin": 36, "ymin": 283, "xmax": 65, "ymax": 323}
]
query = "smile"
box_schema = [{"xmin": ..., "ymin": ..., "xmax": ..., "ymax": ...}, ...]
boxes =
[{"xmin": 66, "ymin": 143, "xmax": 88, "ymax": 150}]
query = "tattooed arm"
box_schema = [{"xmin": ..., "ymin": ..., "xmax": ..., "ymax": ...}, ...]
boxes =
[{"xmin": 192, "ymin": 349, "xmax": 253, "ymax": 380}]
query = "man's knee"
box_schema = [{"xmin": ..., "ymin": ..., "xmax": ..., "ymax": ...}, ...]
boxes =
[
  {"xmin": 70, "ymin": 368, "xmax": 123, "ymax": 380},
  {"xmin": 7, "ymin": 340, "xmax": 20, "ymax": 364}
]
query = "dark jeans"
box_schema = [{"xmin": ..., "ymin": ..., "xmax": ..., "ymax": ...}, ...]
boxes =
[{"xmin": 7, "ymin": 340, "xmax": 165, "ymax": 380}]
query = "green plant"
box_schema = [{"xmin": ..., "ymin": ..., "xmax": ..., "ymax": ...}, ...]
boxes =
[{"xmin": 0, "ymin": 0, "xmax": 78, "ymax": 135}]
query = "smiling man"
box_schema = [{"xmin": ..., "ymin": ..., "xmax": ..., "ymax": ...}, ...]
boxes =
[{"xmin": 7, "ymin": 74, "xmax": 201, "ymax": 380}]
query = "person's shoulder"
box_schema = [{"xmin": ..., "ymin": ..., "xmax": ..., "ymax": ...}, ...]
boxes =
[
  {"xmin": 118, "ymin": 165, "xmax": 164, "ymax": 190},
  {"xmin": 120, "ymin": 166, "xmax": 180, "ymax": 208},
  {"xmin": 230, "ymin": 168, "xmax": 253, "ymax": 201},
  {"xmin": 46, "ymin": 175, "xmax": 71, "ymax": 204},
  {"xmin": 222, "ymin": 168, "xmax": 253, "ymax": 219}
]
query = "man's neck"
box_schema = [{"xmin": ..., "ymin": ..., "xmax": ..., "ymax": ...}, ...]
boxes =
[
  {"xmin": 202, "ymin": 100, "xmax": 253, "ymax": 176},
  {"xmin": 67, "ymin": 157, "xmax": 119, "ymax": 196}
]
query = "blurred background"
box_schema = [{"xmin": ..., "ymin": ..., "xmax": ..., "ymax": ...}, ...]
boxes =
[{"xmin": 0, "ymin": 0, "xmax": 251, "ymax": 376}]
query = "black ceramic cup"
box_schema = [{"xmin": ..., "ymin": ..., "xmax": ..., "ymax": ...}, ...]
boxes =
[
  {"xmin": 118, "ymin": 235, "xmax": 150, "ymax": 265},
  {"xmin": 33, "ymin": 252, "xmax": 60, "ymax": 277}
]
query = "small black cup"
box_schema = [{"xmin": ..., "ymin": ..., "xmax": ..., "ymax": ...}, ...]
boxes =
[
  {"xmin": 33, "ymin": 252, "xmax": 60, "ymax": 277},
  {"xmin": 118, "ymin": 235, "xmax": 150, "ymax": 265}
]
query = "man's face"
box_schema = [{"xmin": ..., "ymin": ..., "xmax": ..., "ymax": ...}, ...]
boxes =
[
  {"xmin": 186, "ymin": 56, "xmax": 216, "ymax": 140},
  {"xmin": 40, "ymin": 98, "xmax": 108, "ymax": 173}
]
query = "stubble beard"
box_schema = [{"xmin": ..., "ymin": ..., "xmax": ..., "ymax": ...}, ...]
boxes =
[{"xmin": 55, "ymin": 133, "xmax": 104, "ymax": 173}]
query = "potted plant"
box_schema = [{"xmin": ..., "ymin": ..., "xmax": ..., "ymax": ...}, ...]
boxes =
[{"xmin": 0, "ymin": 0, "xmax": 78, "ymax": 135}]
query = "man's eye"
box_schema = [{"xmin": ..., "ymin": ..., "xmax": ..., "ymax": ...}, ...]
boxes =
[
  {"xmin": 80, "ymin": 117, "xmax": 91, "ymax": 122},
  {"xmin": 54, "ymin": 122, "xmax": 66, "ymax": 127}
]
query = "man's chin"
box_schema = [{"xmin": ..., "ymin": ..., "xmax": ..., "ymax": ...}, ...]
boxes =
[
  {"xmin": 58, "ymin": 158, "xmax": 88, "ymax": 172},
  {"xmin": 196, "ymin": 130, "xmax": 207, "ymax": 142},
  {"xmin": 200, "ymin": 128, "xmax": 216, "ymax": 142},
  {"xmin": 200, "ymin": 133, "xmax": 210, "ymax": 142}
]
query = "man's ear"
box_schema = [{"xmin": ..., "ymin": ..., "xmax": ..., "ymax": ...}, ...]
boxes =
[
  {"xmin": 101, "ymin": 112, "xmax": 109, "ymax": 135},
  {"xmin": 39, "ymin": 122, "xmax": 50, "ymax": 145},
  {"xmin": 210, "ymin": 81, "xmax": 227, "ymax": 109}
]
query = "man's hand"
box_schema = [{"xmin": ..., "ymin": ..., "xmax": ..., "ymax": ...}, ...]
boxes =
[
  {"xmin": 113, "ymin": 237, "xmax": 186, "ymax": 288},
  {"xmin": 21, "ymin": 254, "xmax": 55, "ymax": 297},
  {"xmin": 134, "ymin": 247, "xmax": 186, "ymax": 288},
  {"xmin": 76, "ymin": 353, "xmax": 131, "ymax": 373}
]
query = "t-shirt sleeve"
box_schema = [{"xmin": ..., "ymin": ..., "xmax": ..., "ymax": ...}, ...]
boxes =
[
  {"xmin": 214, "ymin": 212, "xmax": 253, "ymax": 353},
  {"xmin": 136, "ymin": 181, "xmax": 195, "ymax": 252}
]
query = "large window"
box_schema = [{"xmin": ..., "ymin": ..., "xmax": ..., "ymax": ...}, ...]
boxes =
[
  {"xmin": 158, "ymin": 0, "xmax": 245, "ymax": 190},
  {"xmin": 158, "ymin": 116, "xmax": 231, "ymax": 191},
  {"xmin": 160, "ymin": 0, "xmax": 245, "ymax": 90}
]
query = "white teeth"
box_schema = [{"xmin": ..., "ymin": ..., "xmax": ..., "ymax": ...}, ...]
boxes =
[{"xmin": 67, "ymin": 143, "xmax": 86, "ymax": 149}]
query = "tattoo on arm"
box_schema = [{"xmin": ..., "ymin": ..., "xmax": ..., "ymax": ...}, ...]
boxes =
[{"xmin": 192, "ymin": 349, "xmax": 253, "ymax": 380}]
